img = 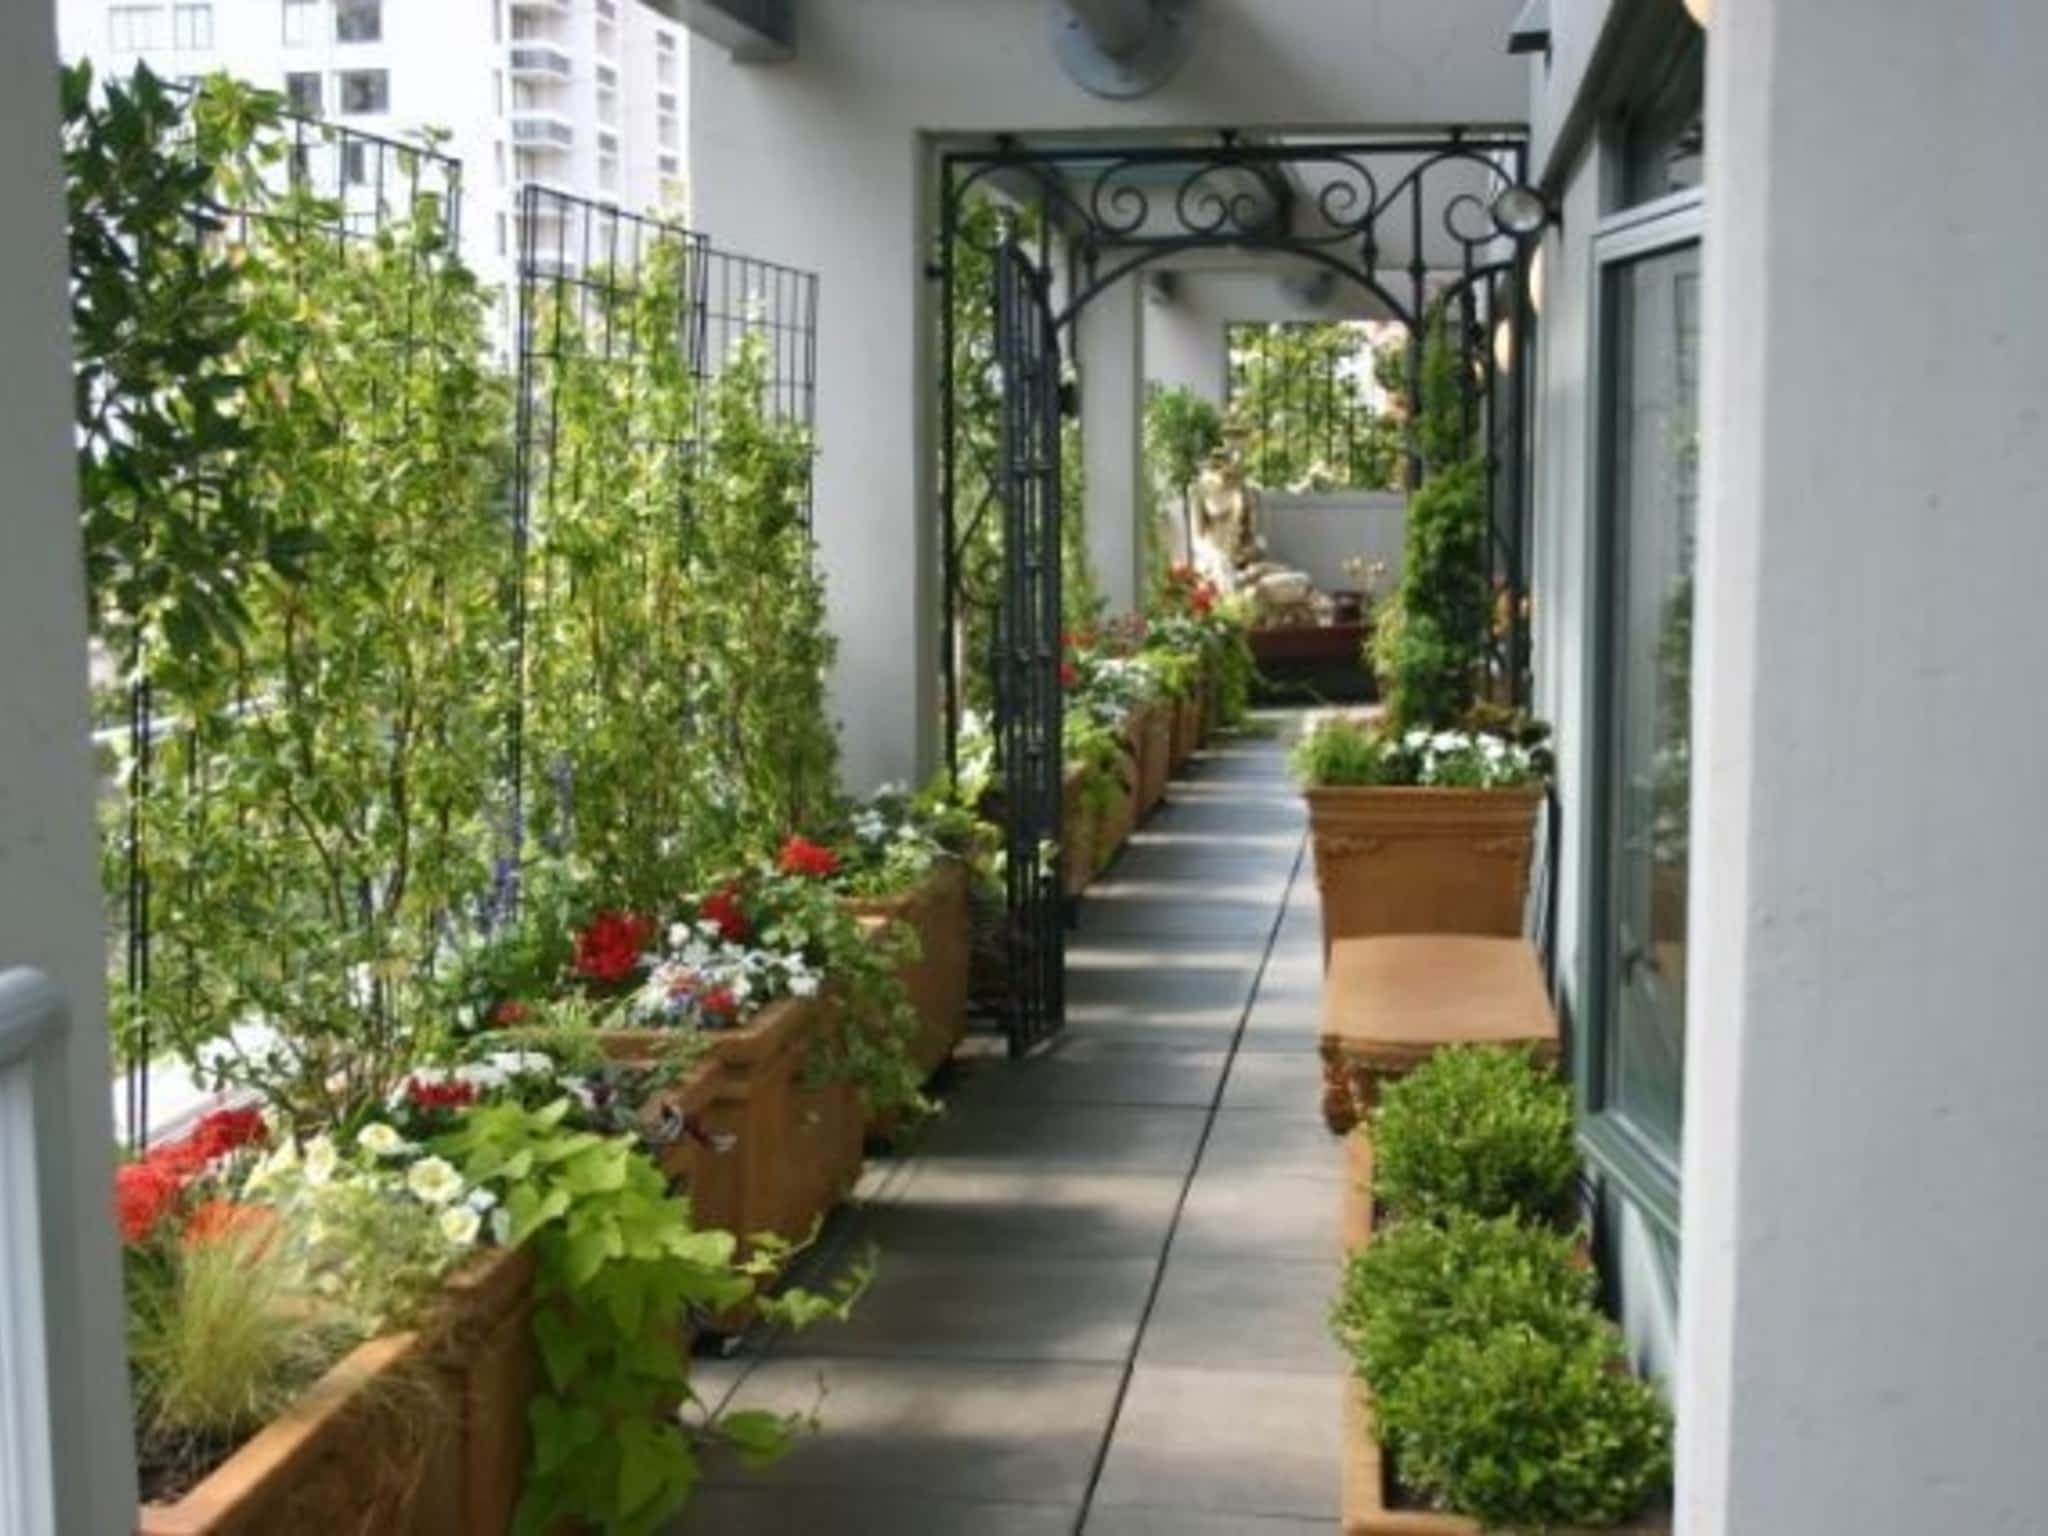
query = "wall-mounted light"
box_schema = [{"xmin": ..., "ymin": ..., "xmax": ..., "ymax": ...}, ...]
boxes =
[
  {"xmin": 1489, "ymin": 184, "xmax": 1550, "ymax": 239},
  {"xmin": 1528, "ymin": 243, "xmax": 1545, "ymax": 317},
  {"xmin": 1683, "ymin": 0, "xmax": 1709, "ymax": 27},
  {"xmin": 1493, "ymin": 315, "xmax": 1514, "ymax": 375}
]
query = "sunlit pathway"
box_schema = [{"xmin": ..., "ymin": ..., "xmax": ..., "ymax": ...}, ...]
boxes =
[{"xmin": 678, "ymin": 717, "xmax": 1342, "ymax": 1534}]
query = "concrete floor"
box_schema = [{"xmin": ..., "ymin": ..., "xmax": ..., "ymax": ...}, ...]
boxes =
[{"xmin": 677, "ymin": 722, "xmax": 1343, "ymax": 1534}]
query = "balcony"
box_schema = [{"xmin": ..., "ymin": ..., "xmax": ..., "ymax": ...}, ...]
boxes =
[
  {"xmin": 506, "ymin": 43, "xmax": 573, "ymax": 81},
  {"xmin": 508, "ymin": 112, "xmax": 574, "ymax": 151}
]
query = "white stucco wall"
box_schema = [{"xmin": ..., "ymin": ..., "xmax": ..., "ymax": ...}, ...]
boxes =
[
  {"xmin": 1258, "ymin": 491, "xmax": 1405, "ymax": 598},
  {"xmin": 1078, "ymin": 273, "xmax": 1145, "ymax": 615},
  {"xmin": 689, "ymin": 0, "xmax": 1526, "ymax": 789},
  {"xmin": 1, "ymin": 3, "xmax": 139, "ymax": 1526},
  {"xmin": 1679, "ymin": 1, "xmax": 2048, "ymax": 1530}
]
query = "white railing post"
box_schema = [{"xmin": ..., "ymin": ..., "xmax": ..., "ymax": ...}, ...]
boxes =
[{"xmin": 0, "ymin": 970, "xmax": 86, "ymax": 1536}]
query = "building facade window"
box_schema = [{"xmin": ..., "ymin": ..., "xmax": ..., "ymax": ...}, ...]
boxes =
[
  {"xmin": 596, "ymin": 86, "xmax": 618, "ymax": 126},
  {"xmin": 280, "ymin": 0, "xmax": 320, "ymax": 45},
  {"xmin": 108, "ymin": 4, "xmax": 165, "ymax": 50},
  {"xmin": 284, "ymin": 70, "xmax": 322, "ymax": 116},
  {"xmin": 597, "ymin": 152, "xmax": 618, "ymax": 193},
  {"xmin": 335, "ymin": 0, "xmax": 381, "ymax": 43},
  {"xmin": 657, "ymin": 112, "xmax": 677, "ymax": 150},
  {"xmin": 172, "ymin": 3, "xmax": 212, "ymax": 48},
  {"xmin": 338, "ymin": 69, "xmax": 388, "ymax": 114},
  {"xmin": 595, "ymin": 19, "xmax": 616, "ymax": 55},
  {"xmin": 657, "ymin": 151, "xmax": 678, "ymax": 176},
  {"xmin": 341, "ymin": 139, "xmax": 369, "ymax": 186}
]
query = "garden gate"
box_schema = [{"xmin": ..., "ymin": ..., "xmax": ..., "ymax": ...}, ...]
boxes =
[{"xmin": 992, "ymin": 238, "xmax": 1067, "ymax": 1054}]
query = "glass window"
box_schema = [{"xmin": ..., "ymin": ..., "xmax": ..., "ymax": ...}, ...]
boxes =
[
  {"xmin": 108, "ymin": 5, "xmax": 165, "ymax": 50},
  {"xmin": 596, "ymin": 88, "xmax": 617, "ymax": 126},
  {"xmin": 658, "ymin": 152, "xmax": 678, "ymax": 176},
  {"xmin": 335, "ymin": 0, "xmax": 381, "ymax": 43},
  {"xmin": 1598, "ymin": 236, "xmax": 1701, "ymax": 1162},
  {"xmin": 657, "ymin": 113, "xmax": 677, "ymax": 150},
  {"xmin": 280, "ymin": 0, "xmax": 319, "ymax": 44},
  {"xmin": 339, "ymin": 69, "xmax": 388, "ymax": 114},
  {"xmin": 172, "ymin": 3, "xmax": 212, "ymax": 48},
  {"xmin": 1621, "ymin": 35, "xmax": 1704, "ymax": 206},
  {"xmin": 284, "ymin": 71, "xmax": 322, "ymax": 115},
  {"xmin": 341, "ymin": 140, "xmax": 369, "ymax": 186},
  {"xmin": 596, "ymin": 19, "xmax": 616, "ymax": 55},
  {"xmin": 597, "ymin": 153, "xmax": 618, "ymax": 193}
]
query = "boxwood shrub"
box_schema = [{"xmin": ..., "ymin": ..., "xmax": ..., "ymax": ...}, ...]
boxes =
[{"xmin": 1371, "ymin": 1045, "xmax": 1577, "ymax": 1224}]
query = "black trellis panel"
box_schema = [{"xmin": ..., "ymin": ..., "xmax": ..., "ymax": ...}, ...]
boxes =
[{"xmin": 993, "ymin": 239, "xmax": 1066, "ymax": 1056}]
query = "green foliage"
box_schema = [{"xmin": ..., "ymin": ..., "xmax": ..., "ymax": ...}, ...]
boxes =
[
  {"xmin": 1374, "ymin": 309, "xmax": 1490, "ymax": 728},
  {"xmin": 1331, "ymin": 1211, "xmax": 1592, "ymax": 1403},
  {"xmin": 1289, "ymin": 714, "xmax": 1548, "ymax": 790},
  {"xmin": 1375, "ymin": 1323, "xmax": 1671, "ymax": 1531},
  {"xmin": 127, "ymin": 1222, "xmax": 360, "ymax": 1454},
  {"xmin": 1225, "ymin": 322, "xmax": 1402, "ymax": 493},
  {"xmin": 1289, "ymin": 714, "xmax": 1395, "ymax": 786},
  {"xmin": 89, "ymin": 77, "xmax": 511, "ymax": 1126},
  {"xmin": 65, "ymin": 63, "xmax": 308, "ymax": 668},
  {"xmin": 439, "ymin": 1100, "xmax": 865, "ymax": 1535},
  {"xmin": 1372, "ymin": 1047, "xmax": 1578, "ymax": 1224},
  {"xmin": 1145, "ymin": 384, "xmax": 1225, "ymax": 500}
]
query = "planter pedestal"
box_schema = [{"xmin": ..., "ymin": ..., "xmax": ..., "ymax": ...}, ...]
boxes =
[
  {"xmin": 848, "ymin": 857, "xmax": 971, "ymax": 1092},
  {"xmin": 1318, "ymin": 935, "xmax": 1559, "ymax": 1134},
  {"xmin": 1304, "ymin": 783, "xmax": 1541, "ymax": 964}
]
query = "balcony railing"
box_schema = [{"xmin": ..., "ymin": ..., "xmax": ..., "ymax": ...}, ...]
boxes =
[
  {"xmin": 509, "ymin": 113, "xmax": 574, "ymax": 150},
  {"xmin": 507, "ymin": 43, "xmax": 573, "ymax": 80}
]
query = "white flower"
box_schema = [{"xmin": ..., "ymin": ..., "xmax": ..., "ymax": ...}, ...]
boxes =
[
  {"xmin": 243, "ymin": 1139, "xmax": 300, "ymax": 1193},
  {"xmin": 406, "ymin": 1156, "xmax": 464, "ymax": 1206},
  {"xmin": 730, "ymin": 972, "xmax": 753, "ymax": 1003},
  {"xmin": 439, "ymin": 1205, "xmax": 482, "ymax": 1247},
  {"xmin": 789, "ymin": 971, "xmax": 820, "ymax": 1000},
  {"xmin": 466, "ymin": 1186, "xmax": 498, "ymax": 1213},
  {"xmin": 303, "ymin": 1135, "xmax": 339, "ymax": 1188},
  {"xmin": 669, "ymin": 921, "xmax": 693, "ymax": 948},
  {"xmin": 356, "ymin": 1122, "xmax": 407, "ymax": 1159}
]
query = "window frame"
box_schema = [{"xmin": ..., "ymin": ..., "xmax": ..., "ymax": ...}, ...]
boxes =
[
  {"xmin": 335, "ymin": 0, "xmax": 382, "ymax": 44},
  {"xmin": 172, "ymin": 2, "xmax": 212, "ymax": 49},
  {"xmin": 280, "ymin": 0, "xmax": 321, "ymax": 46},
  {"xmin": 337, "ymin": 68, "xmax": 389, "ymax": 116},
  {"xmin": 1577, "ymin": 183, "xmax": 1705, "ymax": 1243}
]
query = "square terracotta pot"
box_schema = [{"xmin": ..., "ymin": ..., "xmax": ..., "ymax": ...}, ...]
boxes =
[
  {"xmin": 1170, "ymin": 689, "xmax": 1200, "ymax": 770},
  {"xmin": 847, "ymin": 857, "xmax": 972, "ymax": 1090},
  {"xmin": 1303, "ymin": 784, "xmax": 1542, "ymax": 965},
  {"xmin": 1094, "ymin": 753, "xmax": 1137, "ymax": 873},
  {"xmin": 1061, "ymin": 764, "xmax": 1096, "ymax": 900}
]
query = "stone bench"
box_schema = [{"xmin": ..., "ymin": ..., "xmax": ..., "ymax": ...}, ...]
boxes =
[{"xmin": 1319, "ymin": 934, "xmax": 1560, "ymax": 1134}]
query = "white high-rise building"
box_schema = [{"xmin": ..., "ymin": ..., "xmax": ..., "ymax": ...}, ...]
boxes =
[{"xmin": 58, "ymin": 0, "xmax": 690, "ymax": 321}]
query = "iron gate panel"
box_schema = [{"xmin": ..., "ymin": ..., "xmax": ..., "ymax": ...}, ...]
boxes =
[{"xmin": 993, "ymin": 240, "xmax": 1065, "ymax": 1056}]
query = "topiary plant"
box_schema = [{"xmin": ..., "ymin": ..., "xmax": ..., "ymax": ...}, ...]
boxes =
[
  {"xmin": 1331, "ymin": 1209, "xmax": 1594, "ymax": 1403},
  {"xmin": 1372, "ymin": 1046, "xmax": 1577, "ymax": 1224},
  {"xmin": 1371, "ymin": 306, "xmax": 1491, "ymax": 729},
  {"xmin": 1373, "ymin": 1321, "xmax": 1671, "ymax": 1530}
]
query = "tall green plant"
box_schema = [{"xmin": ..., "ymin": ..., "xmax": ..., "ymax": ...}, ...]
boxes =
[
  {"xmin": 1372, "ymin": 307, "xmax": 1490, "ymax": 727},
  {"xmin": 1143, "ymin": 384, "xmax": 1222, "ymax": 576},
  {"xmin": 524, "ymin": 235, "xmax": 707, "ymax": 910}
]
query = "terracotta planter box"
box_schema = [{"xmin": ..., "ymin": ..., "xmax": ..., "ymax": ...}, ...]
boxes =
[
  {"xmin": 1170, "ymin": 689, "xmax": 1200, "ymax": 771},
  {"xmin": 603, "ymin": 995, "xmax": 859, "ymax": 1246},
  {"xmin": 1135, "ymin": 699, "xmax": 1173, "ymax": 817},
  {"xmin": 1061, "ymin": 764, "xmax": 1095, "ymax": 900},
  {"xmin": 137, "ymin": 1244, "xmax": 540, "ymax": 1536},
  {"xmin": 1094, "ymin": 748, "xmax": 1138, "ymax": 873},
  {"xmin": 1338, "ymin": 1134, "xmax": 1667, "ymax": 1536},
  {"xmin": 138, "ymin": 1333, "xmax": 459, "ymax": 1536},
  {"xmin": 1304, "ymin": 784, "xmax": 1543, "ymax": 965},
  {"xmin": 847, "ymin": 857, "xmax": 971, "ymax": 1090}
]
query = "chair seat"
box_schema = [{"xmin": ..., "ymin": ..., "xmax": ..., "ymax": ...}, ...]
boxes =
[{"xmin": 1318, "ymin": 935, "xmax": 1559, "ymax": 1132}]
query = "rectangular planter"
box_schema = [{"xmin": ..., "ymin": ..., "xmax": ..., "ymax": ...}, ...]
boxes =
[
  {"xmin": 1135, "ymin": 698, "xmax": 1173, "ymax": 817},
  {"xmin": 1338, "ymin": 1134, "xmax": 1667, "ymax": 1536},
  {"xmin": 1094, "ymin": 748, "xmax": 1138, "ymax": 873},
  {"xmin": 847, "ymin": 856, "xmax": 971, "ymax": 1090},
  {"xmin": 138, "ymin": 1244, "xmax": 540, "ymax": 1536},
  {"xmin": 1061, "ymin": 763, "xmax": 1095, "ymax": 900},
  {"xmin": 603, "ymin": 995, "xmax": 859, "ymax": 1246},
  {"xmin": 1170, "ymin": 688, "xmax": 1200, "ymax": 771},
  {"xmin": 1304, "ymin": 784, "xmax": 1543, "ymax": 965}
]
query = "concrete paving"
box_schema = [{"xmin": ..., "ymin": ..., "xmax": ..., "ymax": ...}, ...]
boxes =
[{"xmin": 676, "ymin": 719, "xmax": 1344, "ymax": 1534}]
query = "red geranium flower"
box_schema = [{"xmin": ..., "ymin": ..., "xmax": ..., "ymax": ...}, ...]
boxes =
[
  {"xmin": 406, "ymin": 1077, "xmax": 480, "ymax": 1113},
  {"xmin": 574, "ymin": 909, "xmax": 654, "ymax": 985},
  {"xmin": 116, "ymin": 1161, "xmax": 183, "ymax": 1245},
  {"xmin": 1060, "ymin": 659, "xmax": 1081, "ymax": 691},
  {"xmin": 491, "ymin": 999, "xmax": 528, "ymax": 1027},
  {"xmin": 1192, "ymin": 583, "xmax": 1216, "ymax": 616},
  {"xmin": 699, "ymin": 884, "xmax": 751, "ymax": 944},
  {"xmin": 777, "ymin": 835, "xmax": 841, "ymax": 879},
  {"xmin": 699, "ymin": 987, "xmax": 739, "ymax": 1025}
]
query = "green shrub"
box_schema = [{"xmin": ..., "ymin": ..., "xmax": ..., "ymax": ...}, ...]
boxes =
[
  {"xmin": 1289, "ymin": 714, "xmax": 1396, "ymax": 786},
  {"xmin": 1331, "ymin": 1210, "xmax": 1594, "ymax": 1399},
  {"xmin": 1374, "ymin": 1322, "xmax": 1671, "ymax": 1530},
  {"xmin": 1373, "ymin": 1047, "xmax": 1577, "ymax": 1224}
]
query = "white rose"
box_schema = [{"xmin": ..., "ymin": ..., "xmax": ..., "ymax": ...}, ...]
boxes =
[
  {"xmin": 406, "ymin": 1156, "xmax": 464, "ymax": 1207},
  {"xmin": 303, "ymin": 1135, "xmax": 339, "ymax": 1188},
  {"xmin": 439, "ymin": 1205, "xmax": 482, "ymax": 1247},
  {"xmin": 356, "ymin": 1123, "xmax": 407, "ymax": 1159}
]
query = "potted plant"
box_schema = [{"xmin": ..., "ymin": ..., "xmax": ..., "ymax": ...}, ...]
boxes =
[{"xmin": 1332, "ymin": 1049, "xmax": 1671, "ymax": 1533}]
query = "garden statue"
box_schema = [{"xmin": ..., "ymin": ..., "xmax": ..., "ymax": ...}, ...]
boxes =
[{"xmin": 1192, "ymin": 439, "xmax": 1323, "ymax": 626}]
